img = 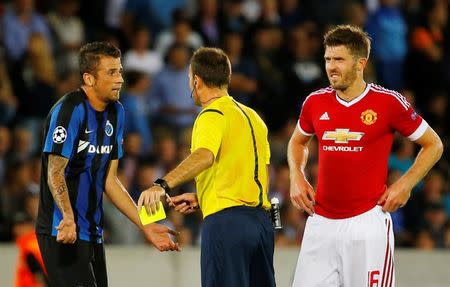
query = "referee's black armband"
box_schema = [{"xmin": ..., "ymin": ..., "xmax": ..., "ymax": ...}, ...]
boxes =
[{"xmin": 154, "ymin": 178, "xmax": 171, "ymax": 194}]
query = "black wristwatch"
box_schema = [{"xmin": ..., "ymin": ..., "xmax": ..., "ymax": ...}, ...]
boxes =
[{"xmin": 154, "ymin": 178, "xmax": 171, "ymax": 194}]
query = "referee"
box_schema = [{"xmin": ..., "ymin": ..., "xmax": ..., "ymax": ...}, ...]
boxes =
[{"xmin": 138, "ymin": 47, "xmax": 276, "ymax": 287}]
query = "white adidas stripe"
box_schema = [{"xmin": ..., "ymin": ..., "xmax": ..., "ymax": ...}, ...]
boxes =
[{"xmin": 371, "ymin": 85, "xmax": 410, "ymax": 110}]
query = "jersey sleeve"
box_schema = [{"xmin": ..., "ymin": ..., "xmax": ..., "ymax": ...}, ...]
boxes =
[
  {"xmin": 43, "ymin": 102, "xmax": 83, "ymax": 159},
  {"xmin": 297, "ymin": 96, "xmax": 315, "ymax": 136},
  {"xmin": 112, "ymin": 102, "xmax": 125, "ymax": 160},
  {"xmin": 389, "ymin": 93, "xmax": 428, "ymax": 141},
  {"xmin": 265, "ymin": 138, "xmax": 271, "ymax": 165},
  {"xmin": 191, "ymin": 109, "xmax": 225, "ymax": 158}
]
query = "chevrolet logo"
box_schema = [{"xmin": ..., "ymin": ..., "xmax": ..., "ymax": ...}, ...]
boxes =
[{"xmin": 322, "ymin": 129, "xmax": 364, "ymax": 143}]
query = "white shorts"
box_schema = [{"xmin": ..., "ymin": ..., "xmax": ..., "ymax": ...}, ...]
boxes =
[{"xmin": 292, "ymin": 206, "xmax": 395, "ymax": 287}]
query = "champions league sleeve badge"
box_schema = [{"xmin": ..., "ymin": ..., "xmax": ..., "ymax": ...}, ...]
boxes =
[{"xmin": 52, "ymin": 126, "xmax": 67, "ymax": 144}]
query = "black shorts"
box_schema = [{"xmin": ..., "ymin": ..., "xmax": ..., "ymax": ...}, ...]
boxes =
[
  {"xmin": 37, "ymin": 234, "xmax": 107, "ymax": 287},
  {"xmin": 201, "ymin": 206, "xmax": 276, "ymax": 287}
]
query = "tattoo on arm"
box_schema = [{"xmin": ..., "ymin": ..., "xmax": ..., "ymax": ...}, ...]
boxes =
[{"xmin": 48, "ymin": 155, "xmax": 74, "ymax": 218}]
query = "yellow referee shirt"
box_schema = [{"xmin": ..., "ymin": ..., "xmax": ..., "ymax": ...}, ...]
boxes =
[{"xmin": 191, "ymin": 95, "xmax": 271, "ymax": 218}]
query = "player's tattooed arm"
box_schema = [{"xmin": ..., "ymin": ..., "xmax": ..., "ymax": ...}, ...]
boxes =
[{"xmin": 48, "ymin": 154, "xmax": 74, "ymax": 218}]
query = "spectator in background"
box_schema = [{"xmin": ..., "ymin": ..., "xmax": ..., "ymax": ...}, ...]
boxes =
[
  {"xmin": 221, "ymin": 0, "xmax": 249, "ymax": 34},
  {"xmin": 13, "ymin": 211, "xmax": 48, "ymax": 287},
  {"xmin": 405, "ymin": 169, "xmax": 447, "ymax": 235},
  {"xmin": 122, "ymin": 70, "xmax": 153, "ymax": 154},
  {"xmin": 285, "ymin": 22, "xmax": 327, "ymax": 114},
  {"xmin": 192, "ymin": 0, "xmax": 221, "ymax": 46},
  {"xmin": 0, "ymin": 126, "xmax": 11, "ymax": 185},
  {"xmin": 343, "ymin": 1, "xmax": 367, "ymax": 28},
  {"xmin": 122, "ymin": 0, "xmax": 186, "ymax": 39},
  {"xmin": 153, "ymin": 134, "xmax": 179, "ymax": 173},
  {"xmin": 24, "ymin": 34, "xmax": 57, "ymax": 120},
  {"xmin": 0, "ymin": 0, "xmax": 52, "ymax": 62},
  {"xmin": 11, "ymin": 125, "xmax": 34, "ymax": 161},
  {"xmin": 419, "ymin": 202, "xmax": 449, "ymax": 248},
  {"xmin": 256, "ymin": 0, "xmax": 280, "ymax": 26},
  {"xmin": 389, "ymin": 135, "xmax": 423, "ymax": 193},
  {"xmin": 154, "ymin": 11, "xmax": 203, "ymax": 57},
  {"xmin": 222, "ymin": 30, "xmax": 258, "ymax": 106},
  {"xmin": 269, "ymin": 163, "xmax": 291, "ymax": 203},
  {"xmin": 47, "ymin": 0, "xmax": 84, "ymax": 73},
  {"xmin": 149, "ymin": 43, "xmax": 199, "ymax": 134},
  {"xmin": 251, "ymin": 23, "xmax": 288, "ymax": 131},
  {"xmin": 123, "ymin": 25, "xmax": 163, "ymax": 77},
  {"xmin": 0, "ymin": 158, "xmax": 33, "ymax": 240},
  {"xmin": 366, "ymin": 0, "xmax": 408, "ymax": 90},
  {"xmin": 406, "ymin": 0, "xmax": 448, "ymax": 108},
  {"xmin": 279, "ymin": 0, "xmax": 308, "ymax": 29},
  {"xmin": 276, "ymin": 201, "xmax": 305, "ymax": 246},
  {"xmin": 425, "ymin": 90, "xmax": 449, "ymax": 138},
  {"xmin": 0, "ymin": 52, "xmax": 18, "ymax": 125}
]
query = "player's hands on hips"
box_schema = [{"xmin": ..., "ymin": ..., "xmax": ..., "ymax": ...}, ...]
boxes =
[
  {"xmin": 143, "ymin": 223, "xmax": 180, "ymax": 252},
  {"xmin": 56, "ymin": 217, "xmax": 77, "ymax": 244},
  {"xmin": 378, "ymin": 180, "xmax": 412, "ymax": 212},
  {"xmin": 167, "ymin": 193, "xmax": 199, "ymax": 215},
  {"xmin": 290, "ymin": 173, "xmax": 316, "ymax": 215},
  {"xmin": 137, "ymin": 186, "xmax": 165, "ymax": 215}
]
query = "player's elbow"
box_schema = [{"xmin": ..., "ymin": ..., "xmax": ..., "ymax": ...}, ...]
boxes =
[{"xmin": 434, "ymin": 137, "xmax": 444, "ymax": 160}]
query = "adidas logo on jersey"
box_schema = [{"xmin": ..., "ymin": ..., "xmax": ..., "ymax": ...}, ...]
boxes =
[{"xmin": 320, "ymin": 112, "xmax": 330, "ymax": 120}]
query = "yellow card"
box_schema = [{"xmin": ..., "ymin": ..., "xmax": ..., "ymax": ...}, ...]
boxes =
[{"xmin": 139, "ymin": 202, "xmax": 166, "ymax": 225}]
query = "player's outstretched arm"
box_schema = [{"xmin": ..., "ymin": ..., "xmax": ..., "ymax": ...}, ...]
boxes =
[
  {"xmin": 138, "ymin": 148, "xmax": 214, "ymax": 216},
  {"xmin": 287, "ymin": 128, "xmax": 316, "ymax": 215},
  {"xmin": 48, "ymin": 154, "xmax": 77, "ymax": 244},
  {"xmin": 105, "ymin": 160, "xmax": 180, "ymax": 251},
  {"xmin": 380, "ymin": 127, "xmax": 443, "ymax": 212}
]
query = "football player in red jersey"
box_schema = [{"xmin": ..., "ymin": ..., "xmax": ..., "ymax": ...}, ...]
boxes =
[{"xmin": 288, "ymin": 25, "xmax": 443, "ymax": 287}]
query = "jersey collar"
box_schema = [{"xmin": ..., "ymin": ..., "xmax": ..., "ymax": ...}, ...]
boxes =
[{"xmin": 335, "ymin": 83, "xmax": 371, "ymax": 107}]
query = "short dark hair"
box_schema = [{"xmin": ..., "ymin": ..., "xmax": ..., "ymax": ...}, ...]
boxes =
[
  {"xmin": 79, "ymin": 41, "xmax": 121, "ymax": 80},
  {"xmin": 323, "ymin": 25, "xmax": 371, "ymax": 59},
  {"xmin": 190, "ymin": 47, "xmax": 231, "ymax": 88}
]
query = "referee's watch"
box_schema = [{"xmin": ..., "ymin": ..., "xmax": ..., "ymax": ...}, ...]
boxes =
[{"xmin": 154, "ymin": 178, "xmax": 171, "ymax": 194}]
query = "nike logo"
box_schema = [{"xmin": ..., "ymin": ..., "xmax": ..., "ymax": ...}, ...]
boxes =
[{"xmin": 85, "ymin": 129, "xmax": 95, "ymax": 134}]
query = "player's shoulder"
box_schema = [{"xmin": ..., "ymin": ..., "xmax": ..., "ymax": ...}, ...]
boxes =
[
  {"xmin": 368, "ymin": 84, "xmax": 411, "ymax": 110},
  {"xmin": 60, "ymin": 89, "xmax": 86, "ymax": 105},
  {"xmin": 303, "ymin": 87, "xmax": 335, "ymax": 105},
  {"xmin": 49, "ymin": 89, "xmax": 86, "ymax": 115}
]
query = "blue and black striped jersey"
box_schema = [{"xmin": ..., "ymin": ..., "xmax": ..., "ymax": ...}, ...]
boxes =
[{"xmin": 36, "ymin": 89, "xmax": 124, "ymax": 243}]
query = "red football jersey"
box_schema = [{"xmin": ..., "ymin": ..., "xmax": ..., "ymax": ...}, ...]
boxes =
[{"xmin": 298, "ymin": 84, "xmax": 427, "ymax": 219}]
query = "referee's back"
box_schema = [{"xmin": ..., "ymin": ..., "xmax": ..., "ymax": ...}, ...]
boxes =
[{"xmin": 191, "ymin": 95, "xmax": 271, "ymax": 218}]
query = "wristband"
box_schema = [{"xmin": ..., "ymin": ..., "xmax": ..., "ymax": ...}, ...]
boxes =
[{"xmin": 154, "ymin": 178, "xmax": 171, "ymax": 194}]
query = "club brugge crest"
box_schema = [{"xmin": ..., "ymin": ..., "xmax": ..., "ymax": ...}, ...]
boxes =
[
  {"xmin": 360, "ymin": 109, "xmax": 377, "ymax": 125},
  {"xmin": 105, "ymin": 120, "xmax": 113, "ymax": 137}
]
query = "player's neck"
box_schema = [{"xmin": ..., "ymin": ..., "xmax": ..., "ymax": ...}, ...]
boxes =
[
  {"xmin": 81, "ymin": 86, "xmax": 107, "ymax": 111},
  {"xmin": 200, "ymin": 88, "xmax": 228, "ymax": 107},
  {"xmin": 336, "ymin": 80, "xmax": 367, "ymax": 102}
]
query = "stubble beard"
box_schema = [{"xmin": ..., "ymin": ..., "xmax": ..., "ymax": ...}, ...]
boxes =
[{"xmin": 329, "ymin": 66, "xmax": 357, "ymax": 92}]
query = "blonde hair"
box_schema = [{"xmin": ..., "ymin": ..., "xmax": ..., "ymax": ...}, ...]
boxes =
[{"xmin": 28, "ymin": 34, "xmax": 57, "ymax": 85}]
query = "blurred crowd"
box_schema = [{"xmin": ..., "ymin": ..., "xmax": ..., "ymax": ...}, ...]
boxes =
[{"xmin": 0, "ymin": 0, "xmax": 449, "ymax": 250}]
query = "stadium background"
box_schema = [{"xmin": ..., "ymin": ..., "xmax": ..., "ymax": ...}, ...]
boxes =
[{"xmin": 0, "ymin": 0, "xmax": 449, "ymax": 286}]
